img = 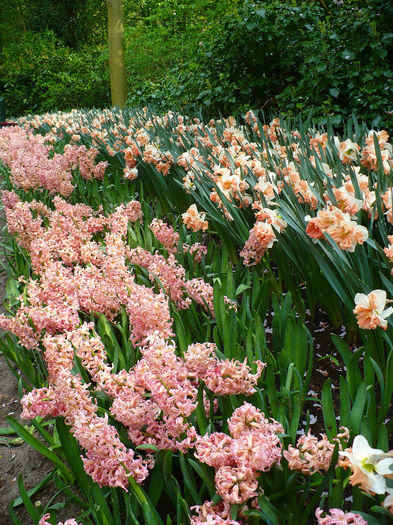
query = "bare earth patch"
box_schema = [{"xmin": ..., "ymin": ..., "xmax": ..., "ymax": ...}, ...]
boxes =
[{"xmin": 0, "ymin": 205, "xmax": 54, "ymax": 523}]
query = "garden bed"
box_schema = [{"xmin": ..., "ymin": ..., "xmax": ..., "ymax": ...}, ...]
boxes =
[{"xmin": 0, "ymin": 108, "xmax": 392, "ymax": 524}]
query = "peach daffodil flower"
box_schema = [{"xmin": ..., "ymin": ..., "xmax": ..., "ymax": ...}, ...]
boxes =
[{"xmin": 353, "ymin": 289, "xmax": 393, "ymax": 330}]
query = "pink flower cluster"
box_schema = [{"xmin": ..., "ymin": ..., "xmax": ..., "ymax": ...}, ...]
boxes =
[
  {"xmin": 149, "ymin": 217, "xmax": 207, "ymax": 262},
  {"xmin": 0, "ymin": 126, "xmax": 108, "ymax": 197},
  {"xmin": 191, "ymin": 500, "xmax": 244, "ymax": 525},
  {"xmin": 128, "ymin": 246, "xmax": 234, "ymax": 314},
  {"xmin": 195, "ymin": 403, "xmax": 283, "ymax": 504},
  {"xmin": 63, "ymin": 144, "xmax": 108, "ymax": 180},
  {"xmin": 0, "ymin": 193, "xmax": 154, "ymax": 348},
  {"xmin": 315, "ymin": 507, "xmax": 367, "ymax": 525},
  {"xmin": 20, "ymin": 326, "xmax": 265, "ymax": 466},
  {"xmin": 283, "ymin": 427, "xmax": 349, "ymax": 475},
  {"xmin": 110, "ymin": 333, "xmax": 198, "ymax": 452},
  {"xmin": 150, "ymin": 218, "xmax": 179, "ymax": 252},
  {"xmin": 0, "ymin": 126, "xmax": 74, "ymax": 195},
  {"xmin": 39, "ymin": 514, "xmax": 81, "ymax": 525},
  {"xmin": 1, "ymin": 190, "xmax": 266, "ymax": 489},
  {"xmin": 21, "ymin": 330, "xmax": 150, "ymax": 490},
  {"xmin": 185, "ymin": 344, "xmax": 264, "ymax": 396}
]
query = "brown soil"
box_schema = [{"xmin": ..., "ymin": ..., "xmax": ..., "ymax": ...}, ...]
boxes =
[
  {"xmin": 0, "ymin": 355, "xmax": 54, "ymax": 522},
  {"xmin": 0, "ymin": 210, "xmax": 54, "ymax": 523}
]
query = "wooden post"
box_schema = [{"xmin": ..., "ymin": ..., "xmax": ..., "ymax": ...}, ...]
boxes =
[{"xmin": 107, "ymin": 0, "xmax": 127, "ymax": 108}]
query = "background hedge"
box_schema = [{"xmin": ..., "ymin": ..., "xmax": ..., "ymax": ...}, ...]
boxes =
[{"xmin": 0, "ymin": 0, "xmax": 392, "ymax": 128}]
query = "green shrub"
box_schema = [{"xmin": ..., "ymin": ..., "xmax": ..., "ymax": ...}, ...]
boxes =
[
  {"xmin": 0, "ymin": 31, "xmax": 110, "ymax": 117},
  {"xmin": 275, "ymin": 0, "xmax": 393, "ymax": 128},
  {"xmin": 126, "ymin": 0, "xmax": 393, "ymax": 129},
  {"xmin": 124, "ymin": 0, "xmax": 240, "ymax": 110}
]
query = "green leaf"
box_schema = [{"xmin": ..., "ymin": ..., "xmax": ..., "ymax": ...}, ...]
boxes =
[
  {"xmin": 17, "ymin": 475, "xmax": 40, "ymax": 523},
  {"xmin": 188, "ymin": 458, "xmax": 215, "ymax": 497},
  {"xmin": 55, "ymin": 418, "xmax": 91, "ymax": 499},
  {"xmin": 357, "ymin": 510, "xmax": 389, "ymax": 524},
  {"xmin": 148, "ymin": 453, "xmax": 165, "ymax": 506},
  {"xmin": 8, "ymin": 503, "xmax": 24, "ymax": 525},
  {"xmin": 341, "ymin": 50, "xmax": 355, "ymax": 60},
  {"xmin": 195, "ymin": 383, "xmax": 208, "ymax": 435},
  {"xmin": 230, "ymin": 504, "xmax": 239, "ymax": 520},
  {"xmin": 136, "ymin": 443, "xmax": 160, "ymax": 452},
  {"xmin": 235, "ymin": 283, "xmax": 250, "ymax": 295},
  {"xmin": 88, "ymin": 483, "xmax": 113, "ymax": 525},
  {"xmin": 321, "ymin": 378, "xmax": 338, "ymax": 439},
  {"xmin": 13, "ymin": 470, "xmax": 55, "ymax": 508},
  {"xmin": 379, "ymin": 348, "xmax": 393, "ymax": 422},
  {"xmin": 128, "ymin": 474, "xmax": 164, "ymax": 525},
  {"xmin": 257, "ymin": 494, "xmax": 280, "ymax": 524},
  {"xmin": 7, "ymin": 417, "xmax": 73, "ymax": 484},
  {"xmin": 350, "ymin": 382, "xmax": 368, "ymax": 434},
  {"xmin": 179, "ymin": 453, "xmax": 201, "ymax": 505}
]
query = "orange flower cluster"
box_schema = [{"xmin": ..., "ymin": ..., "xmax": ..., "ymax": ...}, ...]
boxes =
[
  {"xmin": 182, "ymin": 204, "xmax": 209, "ymax": 232},
  {"xmin": 360, "ymin": 130, "xmax": 393, "ymax": 173},
  {"xmin": 305, "ymin": 206, "xmax": 368, "ymax": 252}
]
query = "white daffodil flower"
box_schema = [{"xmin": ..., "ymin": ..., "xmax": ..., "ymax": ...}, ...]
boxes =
[{"xmin": 341, "ymin": 435, "xmax": 393, "ymax": 495}]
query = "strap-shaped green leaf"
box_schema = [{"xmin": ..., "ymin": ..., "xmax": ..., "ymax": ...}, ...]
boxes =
[{"xmin": 7, "ymin": 417, "xmax": 74, "ymax": 485}]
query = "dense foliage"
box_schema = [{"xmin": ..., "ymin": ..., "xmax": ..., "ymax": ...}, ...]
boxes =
[
  {"xmin": 129, "ymin": 0, "xmax": 393, "ymax": 128},
  {"xmin": 0, "ymin": 0, "xmax": 109, "ymax": 116},
  {"xmin": 1, "ymin": 0, "xmax": 392, "ymax": 128},
  {"xmin": 0, "ymin": 31, "xmax": 109, "ymax": 116}
]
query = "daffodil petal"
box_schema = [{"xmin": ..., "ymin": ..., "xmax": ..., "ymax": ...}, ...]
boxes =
[
  {"xmin": 376, "ymin": 458, "xmax": 393, "ymax": 475},
  {"xmin": 354, "ymin": 293, "xmax": 369, "ymax": 308}
]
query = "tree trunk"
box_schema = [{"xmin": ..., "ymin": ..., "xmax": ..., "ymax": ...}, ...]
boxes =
[{"xmin": 107, "ymin": 0, "xmax": 127, "ymax": 108}]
